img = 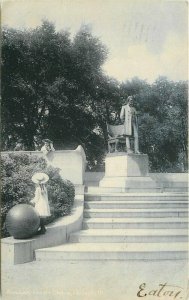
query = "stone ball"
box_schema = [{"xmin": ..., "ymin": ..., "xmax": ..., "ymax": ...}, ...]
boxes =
[{"xmin": 5, "ymin": 204, "xmax": 40, "ymax": 239}]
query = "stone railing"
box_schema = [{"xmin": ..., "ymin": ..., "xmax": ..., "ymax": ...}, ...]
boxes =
[
  {"xmin": 1, "ymin": 146, "xmax": 87, "ymax": 264},
  {"xmin": 2, "ymin": 145, "xmax": 86, "ymax": 186},
  {"xmin": 2, "ymin": 193, "xmax": 84, "ymax": 264}
]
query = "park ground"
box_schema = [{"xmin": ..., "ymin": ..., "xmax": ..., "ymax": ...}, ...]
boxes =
[{"xmin": 1, "ymin": 259, "xmax": 188, "ymax": 300}]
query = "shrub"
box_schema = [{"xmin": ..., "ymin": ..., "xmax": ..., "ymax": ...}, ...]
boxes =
[{"xmin": 1, "ymin": 153, "xmax": 75, "ymax": 237}]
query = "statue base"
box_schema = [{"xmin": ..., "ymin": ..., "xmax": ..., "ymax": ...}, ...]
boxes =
[{"xmin": 99, "ymin": 152, "xmax": 158, "ymax": 190}]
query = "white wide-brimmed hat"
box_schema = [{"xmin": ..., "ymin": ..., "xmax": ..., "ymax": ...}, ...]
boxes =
[{"xmin": 32, "ymin": 172, "xmax": 49, "ymax": 184}]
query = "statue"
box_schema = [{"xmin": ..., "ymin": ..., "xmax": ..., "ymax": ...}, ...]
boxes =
[{"xmin": 120, "ymin": 96, "xmax": 140, "ymax": 154}]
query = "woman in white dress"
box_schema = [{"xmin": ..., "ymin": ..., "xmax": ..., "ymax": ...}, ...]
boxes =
[{"xmin": 31, "ymin": 172, "xmax": 51, "ymax": 234}]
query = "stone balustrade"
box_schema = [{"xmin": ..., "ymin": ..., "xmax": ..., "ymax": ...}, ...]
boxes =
[{"xmin": 2, "ymin": 145, "xmax": 86, "ymax": 186}]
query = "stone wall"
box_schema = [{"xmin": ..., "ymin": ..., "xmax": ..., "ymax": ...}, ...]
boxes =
[
  {"xmin": 1, "ymin": 147, "xmax": 87, "ymax": 264},
  {"xmin": 2, "ymin": 146, "xmax": 86, "ymax": 185},
  {"xmin": 1, "ymin": 193, "xmax": 84, "ymax": 264}
]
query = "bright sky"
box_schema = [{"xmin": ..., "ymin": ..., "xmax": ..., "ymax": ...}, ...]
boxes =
[{"xmin": 1, "ymin": 0, "xmax": 188, "ymax": 83}]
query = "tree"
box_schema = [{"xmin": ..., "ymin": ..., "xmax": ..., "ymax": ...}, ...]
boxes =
[
  {"xmin": 2, "ymin": 22, "xmax": 188, "ymax": 171},
  {"xmin": 2, "ymin": 21, "xmax": 73, "ymax": 149},
  {"xmin": 2, "ymin": 22, "xmax": 108, "ymax": 160},
  {"xmin": 132, "ymin": 77, "xmax": 188, "ymax": 171}
]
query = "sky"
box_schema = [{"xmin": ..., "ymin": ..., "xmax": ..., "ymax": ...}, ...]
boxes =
[{"xmin": 1, "ymin": 0, "xmax": 188, "ymax": 83}]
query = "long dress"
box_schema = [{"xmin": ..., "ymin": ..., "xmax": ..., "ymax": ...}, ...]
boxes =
[{"xmin": 32, "ymin": 185, "xmax": 51, "ymax": 217}]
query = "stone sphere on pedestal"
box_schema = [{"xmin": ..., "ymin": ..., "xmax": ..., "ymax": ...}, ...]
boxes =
[{"xmin": 5, "ymin": 204, "xmax": 40, "ymax": 239}]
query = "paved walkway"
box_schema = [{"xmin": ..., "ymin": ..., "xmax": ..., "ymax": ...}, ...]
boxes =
[{"xmin": 1, "ymin": 259, "xmax": 188, "ymax": 300}]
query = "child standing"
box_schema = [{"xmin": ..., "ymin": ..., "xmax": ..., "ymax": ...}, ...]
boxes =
[{"xmin": 31, "ymin": 172, "xmax": 51, "ymax": 234}]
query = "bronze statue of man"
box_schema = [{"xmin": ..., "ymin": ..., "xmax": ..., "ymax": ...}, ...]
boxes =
[{"xmin": 120, "ymin": 96, "xmax": 140, "ymax": 154}]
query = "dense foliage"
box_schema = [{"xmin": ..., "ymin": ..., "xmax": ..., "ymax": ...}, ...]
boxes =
[
  {"xmin": 2, "ymin": 21, "xmax": 188, "ymax": 172},
  {"xmin": 119, "ymin": 77, "xmax": 188, "ymax": 172},
  {"xmin": 2, "ymin": 22, "xmax": 107, "ymax": 160},
  {"xmin": 1, "ymin": 153, "xmax": 75, "ymax": 237}
]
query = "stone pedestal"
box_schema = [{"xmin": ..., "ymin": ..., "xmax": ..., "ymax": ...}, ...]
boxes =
[{"xmin": 99, "ymin": 153, "xmax": 158, "ymax": 190}]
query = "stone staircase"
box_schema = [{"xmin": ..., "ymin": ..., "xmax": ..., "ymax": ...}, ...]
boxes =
[{"xmin": 35, "ymin": 188, "xmax": 188, "ymax": 261}]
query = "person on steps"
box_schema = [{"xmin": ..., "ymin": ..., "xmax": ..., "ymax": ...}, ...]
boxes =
[{"xmin": 31, "ymin": 172, "xmax": 51, "ymax": 234}]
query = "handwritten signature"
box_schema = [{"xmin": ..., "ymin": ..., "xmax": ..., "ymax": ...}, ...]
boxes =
[{"xmin": 137, "ymin": 282, "xmax": 184, "ymax": 299}]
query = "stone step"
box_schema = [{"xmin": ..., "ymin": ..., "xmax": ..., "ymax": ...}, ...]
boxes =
[
  {"xmin": 69, "ymin": 229, "xmax": 188, "ymax": 243},
  {"xmin": 83, "ymin": 217, "xmax": 188, "ymax": 229},
  {"xmin": 85, "ymin": 192, "xmax": 188, "ymax": 202},
  {"xmin": 35, "ymin": 242, "xmax": 188, "ymax": 261},
  {"xmin": 86, "ymin": 187, "xmax": 188, "ymax": 193},
  {"xmin": 85, "ymin": 200, "xmax": 188, "ymax": 209},
  {"xmin": 86, "ymin": 187, "xmax": 161, "ymax": 193},
  {"xmin": 84, "ymin": 208, "xmax": 188, "ymax": 218}
]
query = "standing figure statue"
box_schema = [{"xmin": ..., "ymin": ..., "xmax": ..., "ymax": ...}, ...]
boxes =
[{"xmin": 120, "ymin": 96, "xmax": 140, "ymax": 154}]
